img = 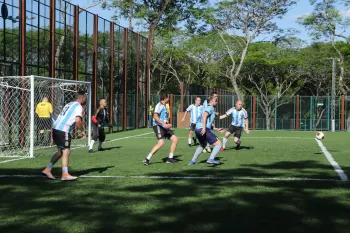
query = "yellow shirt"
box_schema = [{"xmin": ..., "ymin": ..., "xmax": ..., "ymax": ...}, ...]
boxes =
[
  {"xmin": 35, "ymin": 101, "xmax": 53, "ymax": 118},
  {"xmin": 166, "ymin": 103, "xmax": 170, "ymax": 114},
  {"xmin": 149, "ymin": 105, "xmax": 154, "ymax": 116}
]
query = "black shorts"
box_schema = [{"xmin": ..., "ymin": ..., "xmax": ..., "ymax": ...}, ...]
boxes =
[
  {"xmin": 38, "ymin": 117, "xmax": 52, "ymax": 130},
  {"xmin": 153, "ymin": 125, "xmax": 174, "ymax": 140},
  {"xmin": 92, "ymin": 124, "xmax": 106, "ymax": 142},
  {"xmin": 189, "ymin": 123, "xmax": 196, "ymax": 131},
  {"xmin": 52, "ymin": 129, "xmax": 71, "ymax": 150},
  {"xmin": 227, "ymin": 125, "xmax": 243, "ymax": 139}
]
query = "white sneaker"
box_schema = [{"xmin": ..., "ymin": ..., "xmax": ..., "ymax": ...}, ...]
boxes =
[{"xmin": 61, "ymin": 173, "xmax": 78, "ymax": 181}]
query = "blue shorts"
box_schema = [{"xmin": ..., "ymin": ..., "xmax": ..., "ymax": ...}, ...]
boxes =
[{"xmin": 195, "ymin": 128, "xmax": 218, "ymax": 146}]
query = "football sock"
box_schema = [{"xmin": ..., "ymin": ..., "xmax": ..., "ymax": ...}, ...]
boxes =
[
  {"xmin": 98, "ymin": 141, "xmax": 103, "ymax": 149},
  {"xmin": 188, "ymin": 138, "xmax": 192, "ymax": 144},
  {"xmin": 62, "ymin": 167, "xmax": 68, "ymax": 174},
  {"xmin": 223, "ymin": 137, "xmax": 228, "ymax": 148},
  {"xmin": 47, "ymin": 163, "xmax": 54, "ymax": 171},
  {"xmin": 210, "ymin": 145, "xmax": 221, "ymax": 160},
  {"xmin": 192, "ymin": 147, "xmax": 204, "ymax": 162},
  {"xmin": 169, "ymin": 153, "xmax": 174, "ymax": 159},
  {"xmin": 89, "ymin": 140, "xmax": 95, "ymax": 150},
  {"xmin": 146, "ymin": 153, "xmax": 153, "ymax": 160}
]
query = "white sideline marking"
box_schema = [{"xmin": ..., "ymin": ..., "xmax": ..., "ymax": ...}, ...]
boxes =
[
  {"xmin": 134, "ymin": 136, "xmax": 315, "ymax": 140},
  {"xmin": 315, "ymin": 139, "xmax": 348, "ymax": 181},
  {"xmin": 0, "ymin": 157, "xmax": 27, "ymax": 164},
  {"xmin": 0, "ymin": 174, "xmax": 345, "ymax": 182}
]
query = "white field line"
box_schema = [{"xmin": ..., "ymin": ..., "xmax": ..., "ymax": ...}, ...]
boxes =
[
  {"xmin": 0, "ymin": 157, "xmax": 27, "ymax": 164},
  {"xmin": 0, "ymin": 132, "xmax": 154, "ymax": 162},
  {"xmin": 0, "ymin": 174, "xmax": 345, "ymax": 182},
  {"xmin": 315, "ymin": 139, "xmax": 348, "ymax": 181},
  {"xmin": 134, "ymin": 136, "xmax": 315, "ymax": 140}
]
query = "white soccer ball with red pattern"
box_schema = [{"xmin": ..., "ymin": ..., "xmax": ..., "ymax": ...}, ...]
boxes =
[{"xmin": 316, "ymin": 132, "xmax": 324, "ymax": 140}]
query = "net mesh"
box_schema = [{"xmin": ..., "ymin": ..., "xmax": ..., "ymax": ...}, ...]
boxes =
[{"xmin": 0, "ymin": 76, "xmax": 91, "ymax": 157}]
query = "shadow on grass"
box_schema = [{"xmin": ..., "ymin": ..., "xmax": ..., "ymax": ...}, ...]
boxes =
[{"xmin": 0, "ymin": 163, "xmax": 349, "ymax": 233}]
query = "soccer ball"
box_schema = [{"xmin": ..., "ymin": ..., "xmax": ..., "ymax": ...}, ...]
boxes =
[{"xmin": 316, "ymin": 132, "xmax": 324, "ymax": 140}]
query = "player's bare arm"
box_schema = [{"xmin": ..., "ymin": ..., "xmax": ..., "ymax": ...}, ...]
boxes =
[
  {"xmin": 201, "ymin": 112, "xmax": 209, "ymax": 135},
  {"xmin": 76, "ymin": 116, "xmax": 86, "ymax": 138},
  {"xmin": 245, "ymin": 118, "xmax": 250, "ymax": 134},
  {"xmin": 181, "ymin": 111, "xmax": 188, "ymax": 122},
  {"xmin": 153, "ymin": 113, "xmax": 171, "ymax": 129},
  {"xmin": 219, "ymin": 114, "xmax": 228, "ymax": 120}
]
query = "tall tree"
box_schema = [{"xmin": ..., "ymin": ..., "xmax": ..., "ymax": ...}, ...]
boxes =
[
  {"xmin": 298, "ymin": 0, "xmax": 350, "ymax": 94},
  {"xmin": 206, "ymin": 0, "xmax": 297, "ymax": 100}
]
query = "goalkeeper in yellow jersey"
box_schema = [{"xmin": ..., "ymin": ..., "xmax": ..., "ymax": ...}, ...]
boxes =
[{"xmin": 35, "ymin": 97, "xmax": 53, "ymax": 145}]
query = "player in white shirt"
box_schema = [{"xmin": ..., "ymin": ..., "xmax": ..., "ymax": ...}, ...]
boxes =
[
  {"xmin": 219, "ymin": 100, "xmax": 250, "ymax": 150},
  {"xmin": 181, "ymin": 96, "xmax": 202, "ymax": 147},
  {"xmin": 42, "ymin": 91, "xmax": 87, "ymax": 181}
]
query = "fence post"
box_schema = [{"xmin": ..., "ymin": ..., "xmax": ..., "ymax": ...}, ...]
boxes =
[
  {"xmin": 49, "ymin": 0, "xmax": 55, "ymax": 78},
  {"xmin": 252, "ymin": 96, "xmax": 256, "ymax": 130},
  {"xmin": 169, "ymin": 94, "xmax": 174, "ymax": 125},
  {"xmin": 145, "ymin": 38, "xmax": 150, "ymax": 129},
  {"xmin": 109, "ymin": 22, "xmax": 114, "ymax": 133},
  {"xmin": 341, "ymin": 95, "xmax": 345, "ymax": 131},
  {"xmin": 123, "ymin": 29, "xmax": 128, "ymax": 131},
  {"xmin": 296, "ymin": 95, "xmax": 300, "ymax": 131},
  {"xmin": 92, "ymin": 14, "xmax": 98, "ymax": 110},
  {"xmin": 180, "ymin": 82, "xmax": 184, "ymax": 112},
  {"xmin": 135, "ymin": 33, "xmax": 140, "ymax": 129},
  {"xmin": 73, "ymin": 5, "xmax": 79, "ymax": 81}
]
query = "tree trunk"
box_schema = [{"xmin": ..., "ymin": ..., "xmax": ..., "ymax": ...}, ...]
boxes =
[
  {"xmin": 128, "ymin": 2, "xmax": 133, "ymax": 31},
  {"xmin": 264, "ymin": 107, "xmax": 271, "ymax": 130}
]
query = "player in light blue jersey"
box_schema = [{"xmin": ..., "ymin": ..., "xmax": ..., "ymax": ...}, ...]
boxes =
[
  {"xmin": 41, "ymin": 91, "xmax": 87, "ymax": 181},
  {"xmin": 202, "ymin": 92, "xmax": 219, "ymax": 153},
  {"xmin": 219, "ymin": 100, "xmax": 250, "ymax": 150},
  {"xmin": 181, "ymin": 96, "xmax": 202, "ymax": 147},
  {"xmin": 189, "ymin": 97, "xmax": 224, "ymax": 165},
  {"xmin": 143, "ymin": 94, "xmax": 179, "ymax": 166}
]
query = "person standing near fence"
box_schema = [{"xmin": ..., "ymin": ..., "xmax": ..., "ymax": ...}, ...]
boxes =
[
  {"xmin": 149, "ymin": 103, "xmax": 154, "ymax": 128},
  {"xmin": 219, "ymin": 100, "xmax": 250, "ymax": 150},
  {"xmin": 35, "ymin": 97, "xmax": 53, "ymax": 146},
  {"xmin": 89, "ymin": 99, "xmax": 112, "ymax": 153},
  {"xmin": 181, "ymin": 96, "xmax": 202, "ymax": 147}
]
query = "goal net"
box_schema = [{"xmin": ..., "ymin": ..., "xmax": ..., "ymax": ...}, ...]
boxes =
[{"xmin": 0, "ymin": 76, "xmax": 91, "ymax": 158}]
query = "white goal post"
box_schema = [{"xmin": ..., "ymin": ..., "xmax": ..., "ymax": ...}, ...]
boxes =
[{"xmin": 0, "ymin": 75, "xmax": 92, "ymax": 158}]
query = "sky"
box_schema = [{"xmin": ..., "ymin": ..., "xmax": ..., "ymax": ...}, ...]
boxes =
[{"xmin": 70, "ymin": 0, "xmax": 316, "ymax": 43}]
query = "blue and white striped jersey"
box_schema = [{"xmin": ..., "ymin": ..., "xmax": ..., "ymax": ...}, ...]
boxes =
[
  {"xmin": 226, "ymin": 108, "xmax": 248, "ymax": 127},
  {"xmin": 53, "ymin": 102, "xmax": 83, "ymax": 133},
  {"xmin": 203, "ymin": 99, "xmax": 209, "ymax": 108},
  {"xmin": 186, "ymin": 104, "xmax": 203, "ymax": 124},
  {"xmin": 196, "ymin": 106, "xmax": 215, "ymax": 129},
  {"xmin": 153, "ymin": 102, "xmax": 169, "ymax": 126}
]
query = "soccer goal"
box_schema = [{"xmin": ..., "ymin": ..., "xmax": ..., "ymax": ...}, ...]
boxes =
[{"xmin": 0, "ymin": 76, "xmax": 91, "ymax": 158}]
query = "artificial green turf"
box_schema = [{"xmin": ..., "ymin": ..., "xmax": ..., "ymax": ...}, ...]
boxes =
[{"xmin": 0, "ymin": 129, "xmax": 350, "ymax": 233}]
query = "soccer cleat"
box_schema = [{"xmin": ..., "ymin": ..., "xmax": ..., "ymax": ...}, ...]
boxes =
[
  {"xmin": 188, "ymin": 144, "xmax": 192, "ymax": 147},
  {"xmin": 61, "ymin": 173, "xmax": 78, "ymax": 181},
  {"xmin": 98, "ymin": 148, "xmax": 103, "ymax": 151},
  {"xmin": 166, "ymin": 158, "xmax": 176, "ymax": 164},
  {"xmin": 206, "ymin": 146, "xmax": 212, "ymax": 153},
  {"xmin": 189, "ymin": 160, "xmax": 196, "ymax": 165},
  {"xmin": 193, "ymin": 137, "xmax": 197, "ymax": 145},
  {"xmin": 206, "ymin": 159, "xmax": 220, "ymax": 165},
  {"xmin": 202, "ymin": 148, "xmax": 207, "ymax": 153},
  {"xmin": 235, "ymin": 143, "xmax": 241, "ymax": 150},
  {"xmin": 88, "ymin": 149, "xmax": 94, "ymax": 153},
  {"xmin": 42, "ymin": 168, "xmax": 56, "ymax": 180},
  {"xmin": 220, "ymin": 148, "xmax": 225, "ymax": 151},
  {"xmin": 143, "ymin": 158, "xmax": 150, "ymax": 166}
]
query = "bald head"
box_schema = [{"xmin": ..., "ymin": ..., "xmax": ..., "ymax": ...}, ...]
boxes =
[
  {"xmin": 235, "ymin": 100, "xmax": 243, "ymax": 110},
  {"xmin": 100, "ymin": 99, "xmax": 107, "ymax": 108},
  {"xmin": 42, "ymin": 97, "xmax": 48, "ymax": 102}
]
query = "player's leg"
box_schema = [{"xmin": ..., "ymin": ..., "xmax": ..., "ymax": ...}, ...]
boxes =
[
  {"xmin": 222, "ymin": 125, "xmax": 234, "ymax": 151},
  {"xmin": 42, "ymin": 148, "xmax": 63, "ymax": 180},
  {"xmin": 98, "ymin": 127, "xmax": 106, "ymax": 151},
  {"xmin": 206, "ymin": 130, "xmax": 222, "ymax": 165},
  {"xmin": 233, "ymin": 127, "xmax": 243, "ymax": 150},
  {"xmin": 188, "ymin": 128, "xmax": 193, "ymax": 147},
  {"xmin": 89, "ymin": 124, "xmax": 98, "ymax": 152},
  {"xmin": 60, "ymin": 133, "xmax": 77, "ymax": 181},
  {"xmin": 143, "ymin": 126, "xmax": 165, "ymax": 165},
  {"xmin": 189, "ymin": 129, "xmax": 206, "ymax": 165},
  {"xmin": 166, "ymin": 132, "xmax": 178, "ymax": 164}
]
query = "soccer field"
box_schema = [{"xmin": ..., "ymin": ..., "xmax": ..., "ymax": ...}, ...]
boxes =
[{"xmin": 0, "ymin": 129, "xmax": 350, "ymax": 233}]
